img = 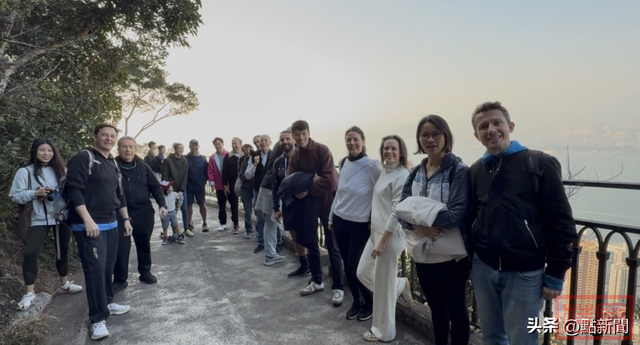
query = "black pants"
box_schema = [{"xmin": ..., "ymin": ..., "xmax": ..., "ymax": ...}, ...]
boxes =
[
  {"xmin": 228, "ymin": 189, "xmax": 239, "ymax": 227},
  {"xmin": 113, "ymin": 210, "xmax": 155, "ymax": 283},
  {"xmin": 416, "ymin": 258, "xmax": 471, "ymax": 345},
  {"xmin": 74, "ymin": 227, "xmax": 119, "ymax": 324},
  {"xmin": 216, "ymin": 189, "xmax": 228, "ymax": 225},
  {"xmin": 23, "ymin": 224, "xmax": 71, "ymax": 285},
  {"xmin": 333, "ymin": 215, "xmax": 371, "ymax": 307},
  {"xmin": 319, "ymin": 213, "xmax": 344, "ymax": 290}
]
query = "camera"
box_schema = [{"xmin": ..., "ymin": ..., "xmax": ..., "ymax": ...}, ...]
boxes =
[{"xmin": 46, "ymin": 186, "xmax": 61, "ymax": 201}]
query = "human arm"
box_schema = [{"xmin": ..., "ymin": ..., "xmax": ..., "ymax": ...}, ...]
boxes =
[
  {"xmin": 161, "ymin": 159, "xmax": 170, "ymax": 181},
  {"xmin": 372, "ymin": 231, "xmax": 394, "ymax": 258},
  {"xmin": 431, "ymin": 163, "xmax": 470, "ymax": 229},
  {"xmin": 147, "ymin": 165, "xmax": 167, "ymax": 215},
  {"xmin": 117, "ymin": 207, "xmax": 133, "ymax": 236},
  {"xmin": 9, "ymin": 168, "xmax": 39, "ymax": 204},
  {"xmin": 207, "ymin": 156, "xmax": 216, "ymax": 186},
  {"xmin": 309, "ymin": 145, "xmax": 338, "ymax": 197},
  {"xmin": 244, "ymin": 156, "xmax": 257, "ymax": 179}
]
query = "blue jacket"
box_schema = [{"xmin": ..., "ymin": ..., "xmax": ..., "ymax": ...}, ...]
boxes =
[{"xmin": 186, "ymin": 154, "xmax": 208, "ymax": 194}]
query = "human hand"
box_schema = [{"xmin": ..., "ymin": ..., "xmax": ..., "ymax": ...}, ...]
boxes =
[
  {"xmin": 84, "ymin": 219, "xmax": 100, "ymax": 238},
  {"xmin": 274, "ymin": 211, "xmax": 282, "ymax": 222},
  {"xmin": 542, "ymin": 287, "xmax": 562, "ymax": 300},
  {"xmin": 313, "ymin": 174, "xmax": 321, "ymax": 183},
  {"xmin": 159, "ymin": 207, "xmax": 168, "ymax": 219},
  {"xmin": 123, "ymin": 220, "xmax": 133, "ymax": 236},
  {"xmin": 295, "ymin": 190, "xmax": 308, "ymax": 199},
  {"xmin": 223, "ymin": 185, "xmax": 229, "ymax": 195},
  {"xmin": 253, "ymin": 155, "xmax": 260, "ymax": 165},
  {"xmin": 413, "ymin": 225, "xmax": 441, "ymax": 238},
  {"xmin": 178, "ymin": 191, "xmax": 183, "ymax": 198},
  {"xmin": 372, "ymin": 240, "xmax": 388, "ymax": 259},
  {"xmin": 34, "ymin": 187, "xmax": 51, "ymax": 198}
]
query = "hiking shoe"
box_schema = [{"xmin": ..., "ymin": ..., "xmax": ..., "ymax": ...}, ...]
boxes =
[
  {"xmin": 357, "ymin": 307, "xmax": 373, "ymax": 321},
  {"xmin": 178, "ymin": 235, "xmax": 186, "ymax": 244},
  {"xmin": 218, "ymin": 224, "xmax": 227, "ymax": 231},
  {"xmin": 162, "ymin": 236, "xmax": 170, "ymax": 245},
  {"xmin": 58, "ymin": 281, "xmax": 83, "ymax": 294},
  {"xmin": 112, "ymin": 281, "xmax": 128, "ymax": 294},
  {"xmin": 184, "ymin": 229, "xmax": 195, "ymax": 237},
  {"xmin": 202, "ymin": 222, "xmax": 209, "ymax": 232},
  {"xmin": 91, "ymin": 320, "xmax": 109, "ymax": 340},
  {"xmin": 276, "ymin": 243, "xmax": 283, "ymax": 253},
  {"xmin": 300, "ymin": 281, "xmax": 324, "ymax": 296},
  {"xmin": 108, "ymin": 303, "xmax": 130, "ymax": 315},
  {"xmin": 17, "ymin": 292, "xmax": 36, "ymax": 311},
  {"xmin": 332, "ymin": 289, "xmax": 344, "ymax": 306},
  {"xmin": 253, "ymin": 245, "xmax": 264, "ymax": 253},
  {"xmin": 244, "ymin": 233, "xmax": 254, "ymax": 239},
  {"xmin": 139, "ymin": 273, "xmax": 157, "ymax": 284},
  {"xmin": 287, "ymin": 266, "xmax": 311, "ymax": 278},
  {"xmin": 264, "ymin": 255, "xmax": 286, "ymax": 266},
  {"xmin": 232, "ymin": 228, "xmax": 239, "ymax": 235},
  {"xmin": 346, "ymin": 302, "xmax": 362, "ymax": 320}
]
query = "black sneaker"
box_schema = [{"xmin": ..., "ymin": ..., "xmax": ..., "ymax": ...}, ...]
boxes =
[
  {"xmin": 287, "ymin": 266, "xmax": 311, "ymax": 278},
  {"xmin": 253, "ymin": 245, "xmax": 264, "ymax": 253},
  {"xmin": 139, "ymin": 273, "xmax": 157, "ymax": 284},
  {"xmin": 346, "ymin": 303, "xmax": 362, "ymax": 320},
  {"xmin": 276, "ymin": 243, "xmax": 283, "ymax": 253},
  {"xmin": 357, "ymin": 307, "xmax": 373, "ymax": 321},
  {"xmin": 202, "ymin": 222, "xmax": 209, "ymax": 232},
  {"xmin": 112, "ymin": 281, "xmax": 128, "ymax": 294}
]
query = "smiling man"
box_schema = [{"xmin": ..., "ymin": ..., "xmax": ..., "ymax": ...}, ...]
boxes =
[{"xmin": 467, "ymin": 101, "xmax": 576, "ymax": 345}]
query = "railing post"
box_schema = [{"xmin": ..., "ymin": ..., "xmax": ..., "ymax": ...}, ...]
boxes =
[
  {"xmin": 593, "ymin": 249, "xmax": 610, "ymax": 345},
  {"xmin": 622, "ymin": 257, "xmax": 639, "ymax": 345},
  {"xmin": 567, "ymin": 244, "xmax": 582, "ymax": 345}
]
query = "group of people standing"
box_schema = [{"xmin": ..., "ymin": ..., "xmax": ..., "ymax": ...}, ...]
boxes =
[{"xmin": 9, "ymin": 100, "xmax": 577, "ymax": 344}]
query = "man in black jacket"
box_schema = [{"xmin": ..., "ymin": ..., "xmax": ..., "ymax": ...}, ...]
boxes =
[
  {"xmin": 64, "ymin": 124, "xmax": 134, "ymax": 341},
  {"xmin": 112, "ymin": 137, "xmax": 168, "ymax": 292},
  {"xmin": 245, "ymin": 134, "xmax": 271, "ymax": 253},
  {"xmin": 467, "ymin": 101, "xmax": 576, "ymax": 345},
  {"xmin": 221, "ymin": 137, "xmax": 244, "ymax": 233}
]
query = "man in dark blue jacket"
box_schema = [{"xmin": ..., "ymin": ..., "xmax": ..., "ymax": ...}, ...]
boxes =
[
  {"xmin": 186, "ymin": 139, "xmax": 209, "ymax": 232},
  {"xmin": 468, "ymin": 101, "xmax": 576, "ymax": 345},
  {"xmin": 64, "ymin": 124, "xmax": 133, "ymax": 340}
]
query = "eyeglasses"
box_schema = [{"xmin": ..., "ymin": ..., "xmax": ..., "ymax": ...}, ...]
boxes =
[{"xmin": 419, "ymin": 131, "xmax": 443, "ymax": 140}]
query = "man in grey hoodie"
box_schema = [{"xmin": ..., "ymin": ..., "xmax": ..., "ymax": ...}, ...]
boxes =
[{"xmin": 162, "ymin": 143, "xmax": 191, "ymax": 237}]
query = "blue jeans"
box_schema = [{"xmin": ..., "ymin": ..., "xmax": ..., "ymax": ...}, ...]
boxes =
[
  {"xmin": 241, "ymin": 188, "xmax": 254, "ymax": 234},
  {"xmin": 180, "ymin": 190, "xmax": 189, "ymax": 229},
  {"xmin": 471, "ymin": 253, "xmax": 543, "ymax": 345},
  {"xmin": 253, "ymin": 190, "xmax": 265, "ymax": 246}
]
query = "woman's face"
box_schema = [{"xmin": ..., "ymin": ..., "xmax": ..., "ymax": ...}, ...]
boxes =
[
  {"xmin": 382, "ymin": 138, "xmax": 401, "ymax": 165},
  {"xmin": 242, "ymin": 147, "xmax": 250, "ymax": 156},
  {"xmin": 36, "ymin": 144, "xmax": 54, "ymax": 165},
  {"xmin": 419, "ymin": 122, "xmax": 446, "ymax": 156},
  {"xmin": 345, "ymin": 131, "xmax": 364, "ymax": 157}
]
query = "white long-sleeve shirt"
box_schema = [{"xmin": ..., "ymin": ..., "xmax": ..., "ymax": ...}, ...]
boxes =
[
  {"xmin": 329, "ymin": 156, "xmax": 382, "ymax": 224},
  {"xmin": 371, "ymin": 163, "xmax": 410, "ymax": 234}
]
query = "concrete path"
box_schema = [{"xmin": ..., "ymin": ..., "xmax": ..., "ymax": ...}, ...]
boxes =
[{"xmin": 44, "ymin": 203, "xmax": 433, "ymax": 345}]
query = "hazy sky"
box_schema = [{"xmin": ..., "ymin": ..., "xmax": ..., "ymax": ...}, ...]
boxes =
[{"xmin": 126, "ymin": 0, "xmax": 640, "ymax": 163}]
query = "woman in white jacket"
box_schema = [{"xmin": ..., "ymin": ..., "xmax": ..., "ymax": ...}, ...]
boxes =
[
  {"xmin": 356, "ymin": 135, "xmax": 413, "ymax": 342},
  {"xmin": 9, "ymin": 138, "xmax": 83, "ymax": 310}
]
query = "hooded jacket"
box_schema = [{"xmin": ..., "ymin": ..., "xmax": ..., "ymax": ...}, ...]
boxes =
[
  {"xmin": 116, "ymin": 155, "xmax": 166, "ymax": 216},
  {"xmin": 162, "ymin": 154, "xmax": 188, "ymax": 192},
  {"xmin": 9, "ymin": 165, "xmax": 63, "ymax": 226}
]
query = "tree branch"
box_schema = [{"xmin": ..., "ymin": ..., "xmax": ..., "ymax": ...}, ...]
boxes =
[{"xmin": 0, "ymin": 10, "xmax": 18, "ymax": 56}]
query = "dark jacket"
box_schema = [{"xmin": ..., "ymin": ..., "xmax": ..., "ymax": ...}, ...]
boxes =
[
  {"xmin": 222, "ymin": 152, "xmax": 242, "ymax": 188},
  {"xmin": 64, "ymin": 147, "xmax": 126, "ymax": 225},
  {"xmin": 287, "ymin": 138, "xmax": 338, "ymax": 215},
  {"xmin": 238, "ymin": 155, "xmax": 254, "ymax": 190},
  {"xmin": 271, "ymin": 152, "xmax": 290, "ymax": 212},
  {"xmin": 162, "ymin": 154, "xmax": 188, "ymax": 192},
  {"xmin": 186, "ymin": 153, "xmax": 208, "ymax": 194},
  {"xmin": 252, "ymin": 150, "xmax": 271, "ymax": 191},
  {"xmin": 116, "ymin": 156, "xmax": 166, "ymax": 216},
  {"xmin": 260, "ymin": 142, "xmax": 283, "ymax": 190},
  {"xmin": 144, "ymin": 152, "xmax": 162, "ymax": 173},
  {"xmin": 468, "ymin": 149, "xmax": 576, "ymax": 280},
  {"xmin": 278, "ymin": 172, "xmax": 316, "ymax": 245}
]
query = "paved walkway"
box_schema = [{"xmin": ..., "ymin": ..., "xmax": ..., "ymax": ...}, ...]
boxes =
[{"xmin": 44, "ymin": 203, "xmax": 433, "ymax": 345}]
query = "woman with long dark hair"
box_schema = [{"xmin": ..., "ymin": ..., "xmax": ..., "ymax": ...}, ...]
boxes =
[{"xmin": 9, "ymin": 138, "xmax": 83, "ymax": 310}]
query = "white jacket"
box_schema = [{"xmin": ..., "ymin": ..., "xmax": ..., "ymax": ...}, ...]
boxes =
[{"xmin": 396, "ymin": 196, "xmax": 467, "ymax": 263}]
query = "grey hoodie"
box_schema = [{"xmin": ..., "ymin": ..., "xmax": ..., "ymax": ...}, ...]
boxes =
[{"xmin": 9, "ymin": 165, "xmax": 62, "ymax": 226}]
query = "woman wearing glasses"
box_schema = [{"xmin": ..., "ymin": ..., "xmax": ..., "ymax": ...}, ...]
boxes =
[{"xmin": 397, "ymin": 115, "xmax": 471, "ymax": 345}]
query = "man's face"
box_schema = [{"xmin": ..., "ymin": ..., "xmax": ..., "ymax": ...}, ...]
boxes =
[
  {"xmin": 149, "ymin": 144, "xmax": 157, "ymax": 151},
  {"xmin": 159, "ymin": 147, "xmax": 166, "ymax": 155},
  {"xmin": 253, "ymin": 136, "xmax": 261, "ymax": 150},
  {"xmin": 189, "ymin": 142, "xmax": 199, "ymax": 154},
  {"xmin": 214, "ymin": 140, "xmax": 224, "ymax": 153},
  {"xmin": 259, "ymin": 135, "xmax": 271, "ymax": 152},
  {"xmin": 174, "ymin": 144, "xmax": 184, "ymax": 157},
  {"xmin": 118, "ymin": 139, "xmax": 136, "ymax": 162},
  {"xmin": 292, "ymin": 129, "xmax": 310, "ymax": 148},
  {"xmin": 94, "ymin": 127, "xmax": 117, "ymax": 153},
  {"xmin": 473, "ymin": 109, "xmax": 515, "ymax": 155},
  {"xmin": 279, "ymin": 133, "xmax": 294, "ymax": 153},
  {"xmin": 231, "ymin": 139, "xmax": 242, "ymax": 153}
]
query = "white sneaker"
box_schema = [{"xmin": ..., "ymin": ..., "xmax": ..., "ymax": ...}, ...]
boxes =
[
  {"xmin": 218, "ymin": 224, "xmax": 227, "ymax": 231},
  {"xmin": 300, "ymin": 281, "xmax": 324, "ymax": 296},
  {"xmin": 108, "ymin": 303, "xmax": 130, "ymax": 315},
  {"xmin": 91, "ymin": 320, "xmax": 109, "ymax": 340},
  {"xmin": 332, "ymin": 289, "xmax": 344, "ymax": 306},
  {"xmin": 58, "ymin": 281, "xmax": 83, "ymax": 294},
  {"xmin": 17, "ymin": 292, "xmax": 36, "ymax": 310}
]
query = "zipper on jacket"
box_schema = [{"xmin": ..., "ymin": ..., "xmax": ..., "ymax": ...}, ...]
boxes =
[{"xmin": 524, "ymin": 219, "xmax": 539, "ymax": 249}]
